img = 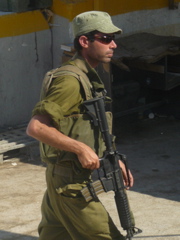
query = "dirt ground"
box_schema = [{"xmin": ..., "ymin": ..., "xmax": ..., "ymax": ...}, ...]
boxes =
[{"xmin": 0, "ymin": 115, "xmax": 180, "ymax": 240}]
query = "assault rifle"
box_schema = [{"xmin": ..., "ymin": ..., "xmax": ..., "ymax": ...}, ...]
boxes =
[{"xmin": 81, "ymin": 96, "xmax": 142, "ymax": 240}]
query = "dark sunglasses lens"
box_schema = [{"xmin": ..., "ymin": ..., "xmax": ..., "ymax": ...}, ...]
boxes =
[
  {"xmin": 107, "ymin": 37, "xmax": 113, "ymax": 43},
  {"xmin": 101, "ymin": 35, "xmax": 115, "ymax": 43}
]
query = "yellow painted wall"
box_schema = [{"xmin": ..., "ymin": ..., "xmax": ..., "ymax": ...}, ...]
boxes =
[
  {"xmin": 0, "ymin": 10, "xmax": 49, "ymax": 38},
  {"xmin": 51, "ymin": 0, "xmax": 94, "ymax": 20},
  {"xmin": 52, "ymin": 0, "xmax": 180, "ymax": 20},
  {"xmin": 0, "ymin": 0, "xmax": 180, "ymax": 37}
]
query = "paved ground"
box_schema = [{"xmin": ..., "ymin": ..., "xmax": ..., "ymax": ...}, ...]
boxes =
[{"xmin": 0, "ymin": 115, "xmax": 180, "ymax": 240}]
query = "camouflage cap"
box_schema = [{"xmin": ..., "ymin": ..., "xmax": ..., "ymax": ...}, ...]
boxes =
[{"xmin": 72, "ymin": 11, "xmax": 122, "ymax": 37}]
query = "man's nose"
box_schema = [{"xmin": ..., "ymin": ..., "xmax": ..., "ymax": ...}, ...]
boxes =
[{"xmin": 110, "ymin": 40, "xmax": 117, "ymax": 49}]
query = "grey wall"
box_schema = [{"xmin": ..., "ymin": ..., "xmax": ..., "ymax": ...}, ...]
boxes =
[
  {"xmin": 0, "ymin": 30, "xmax": 52, "ymax": 129},
  {"xmin": 0, "ymin": 7, "xmax": 180, "ymax": 129},
  {"xmin": 112, "ymin": 7, "xmax": 180, "ymax": 37}
]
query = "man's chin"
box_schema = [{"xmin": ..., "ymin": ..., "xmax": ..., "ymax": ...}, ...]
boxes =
[{"xmin": 101, "ymin": 58, "xmax": 112, "ymax": 64}]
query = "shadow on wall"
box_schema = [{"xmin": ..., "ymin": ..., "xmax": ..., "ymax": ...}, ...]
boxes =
[{"xmin": 0, "ymin": 230, "xmax": 38, "ymax": 240}]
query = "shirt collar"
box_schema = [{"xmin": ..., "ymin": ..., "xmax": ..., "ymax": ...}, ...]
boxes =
[{"xmin": 68, "ymin": 53, "xmax": 105, "ymax": 92}]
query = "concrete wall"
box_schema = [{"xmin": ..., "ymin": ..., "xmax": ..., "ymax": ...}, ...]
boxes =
[
  {"xmin": 0, "ymin": 30, "xmax": 52, "ymax": 129},
  {"xmin": 51, "ymin": 15, "xmax": 71, "ymax": 67},
  {"xmin": 0, "ymin": 5, "xmax": 180, "ymax": 129},
  {"xmin": 112, "ymin": 7, "xmax": 180, "ymax": 37}
]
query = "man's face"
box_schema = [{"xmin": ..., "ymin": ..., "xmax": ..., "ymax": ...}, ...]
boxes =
[{"xmin": 80, "ymin": 32, "xmax": 117, "ymax": 67}]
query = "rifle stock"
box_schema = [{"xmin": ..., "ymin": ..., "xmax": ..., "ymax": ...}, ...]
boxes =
[{"xmin": 83, "ymin": 97, "xmax": 142, "ymax": 240}]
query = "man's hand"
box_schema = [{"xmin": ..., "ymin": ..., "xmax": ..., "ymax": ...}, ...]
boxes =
[
  {"xmin": 119, "ymin": 160, "xmax": 134, "ymax": 188},
  {"xmin": 77, "ymin": 145, "xmax": 100, "ymax": 170}
]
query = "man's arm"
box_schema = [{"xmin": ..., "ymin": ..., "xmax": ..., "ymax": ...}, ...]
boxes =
[
  {"xmin": 26, "ymin": 114, "xmax": 133, "ymax": 186},
  {"xmin": 26, "ymin": 114, "xmax": 100, "ymax": 170}
]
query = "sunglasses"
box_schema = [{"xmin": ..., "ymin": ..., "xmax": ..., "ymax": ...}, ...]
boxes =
[{"xmin": 89, "ymin": 34, "xmax": 115, "ymax": 44}]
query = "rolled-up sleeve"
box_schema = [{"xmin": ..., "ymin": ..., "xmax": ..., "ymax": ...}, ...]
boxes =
[
  {"xmin": 32, "ymin": 75, "xmax": 83, "ymax": 127},
  {"xmin": 32, "ymin": 100, "xmax": 64, "ymax": 127}
]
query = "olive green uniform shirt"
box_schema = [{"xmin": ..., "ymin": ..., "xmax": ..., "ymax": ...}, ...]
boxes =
[
  {"xmin": 32, "ymin": 53, "xmax": 106, "ymax": 163},
  {"xmin": 32, "ymin": 53, "xmax": 104, "ymax": 127}
]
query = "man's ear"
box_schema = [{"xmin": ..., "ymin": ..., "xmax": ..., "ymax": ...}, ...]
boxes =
[{"xmin": 79, "ymin": 35, "xmax": 89, "ymax": 48}]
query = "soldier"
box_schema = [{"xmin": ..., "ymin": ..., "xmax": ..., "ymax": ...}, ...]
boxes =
[{"xmin": 27, "ymin": 11, "xmax": 134, "ymax": 240}]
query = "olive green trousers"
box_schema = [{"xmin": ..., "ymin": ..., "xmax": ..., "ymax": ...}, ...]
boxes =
[{"xmin": 38, "ymin": 163, "xmax": 125, "ymax": 240}]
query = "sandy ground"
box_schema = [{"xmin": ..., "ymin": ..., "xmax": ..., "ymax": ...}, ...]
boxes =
[{"xmin": 0, "ymin": 116, "xmax": 180, "ymax": 240}]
